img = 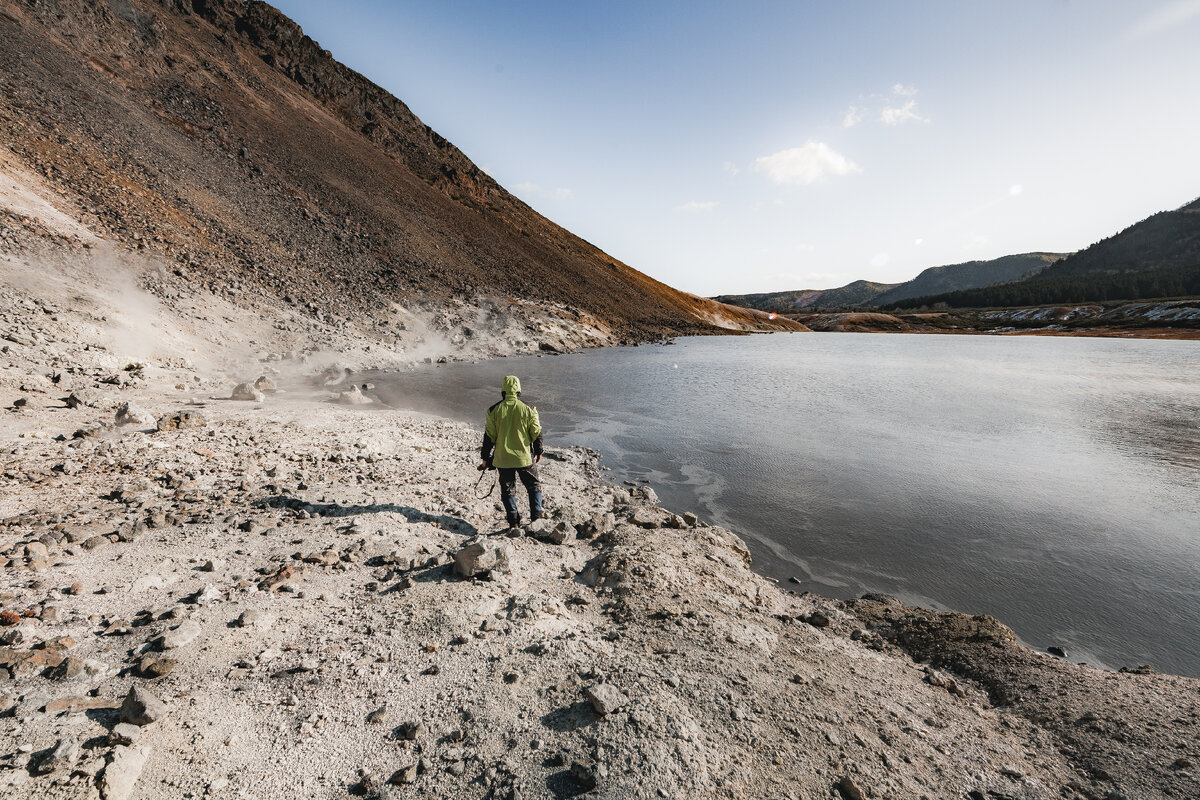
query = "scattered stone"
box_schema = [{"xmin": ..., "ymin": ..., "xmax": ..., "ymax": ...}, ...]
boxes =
[
  {"xmin": 569, "ymin": 759, "xmax": 599, "ymax": 790},
  {"xmin": 156, "ymin": 620, "xmax": 201, "ymax": 650},
  {"xmin": 34, "ymin": 737, "xmax": 78, "ymax": 774},
  {"xmin": 1048, "ymin": 646, "xmax": 1067, "ymax": 658},
  {"xmin": 43, "ymin": 695, "xmax": 120, "ymax": 713},
  {"xmin": 453, "ymin": 538, "xmax": 511, "ymax": 578},
  {"xmin": 336, "ymin": 385, "xmax": 372, "ymax": 405},
  {"xmin": 366, "ymin": 706, "xmax": 388, "ymax": 724},
  {"xmin": 110, "ymin": 723, "xmax": 141, "ymax": 746},
  {"xmin": 389, "ymin": 763, "xmax": 419, "ymax": 784},
  {"xmin": 253, "ymin": 375, "xmax": 277, "ymax": 393},
  {"xmin": 230, "ymin": 382, "xmax": 266, "ymax": 402},
  {"xmin": 803, "ymin": 611, "xmax": 831, "ymax": 628},
  {"xmin": 628, "ymin": 508, "xmax": 661, "ymax": 529},
  {"xmin": 49, "ymin": 655, "xmax": 87, "ymax": 680},
  {"xmin": 119, "ymin": 686, "xmax": 167, "ymax": 726},
  {"xmin": 101, "ymin": 744, "xmax": 150, "ymax": 800},
  {"xmin": 115, "ymin": 402, "xmax": 152, "ymax": 426},
  {"xmin": 156, "ymin": 410, "xmax": 206, "ymax": 431},
  {"xmin": 836, "ymin": 775, "xmax": 867, "ymax": 800},
  {"xmin": 396, "ymin": 720, "xmax": 422, "ymax": 740},
  {"xmin": 139, "ymin": 655, "xmax": 177, "ymax": 678},
  {"xmin": 82, "ymin": 535, "xmax": 110, "ymax": 551},
  {"xmin": 236, "ymin": 610, "xmax": 274, "ymax": 631},
  {"xmin": 585, "ymin": 683, "xmax": 628, "ymax": 715}
]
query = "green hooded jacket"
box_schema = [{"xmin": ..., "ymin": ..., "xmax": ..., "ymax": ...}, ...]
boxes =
[{"xmin": 482, "ymin": 375, "xmax": 543, "ymax": 469}]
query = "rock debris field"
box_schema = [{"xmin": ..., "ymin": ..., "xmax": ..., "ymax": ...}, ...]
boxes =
[{"xmin": 0, "ymin": 259, "xmax": 1197, "ymax": 800}]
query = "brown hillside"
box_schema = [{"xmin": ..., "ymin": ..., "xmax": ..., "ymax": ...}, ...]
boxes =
[{"xmin": 0, "ymin": 0, "xmax": 796, "ymax": 340}]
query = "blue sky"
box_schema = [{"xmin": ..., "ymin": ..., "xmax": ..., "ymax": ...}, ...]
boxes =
[{"xmin": 272, "ymin": 1, "xmax": 1200, "ymax": 296}]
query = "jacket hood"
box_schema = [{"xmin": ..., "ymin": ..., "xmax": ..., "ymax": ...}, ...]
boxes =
[{"xmin": 502, "ymin": 375, "xmax": 522, "ymax": 396}]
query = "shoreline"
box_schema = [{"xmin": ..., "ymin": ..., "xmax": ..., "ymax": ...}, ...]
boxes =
[
  {"xmin": 2, "ymin": 378, "xmax": 1197, "ymax": 800},
  {"xmin": 1, "ymin": 245, "xmax": 1197, "ymax": 798}
]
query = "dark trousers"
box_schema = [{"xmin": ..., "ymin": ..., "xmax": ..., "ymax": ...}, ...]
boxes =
[{"xmin": 499, "ymin": 465, "xmax": 542, "ymax": 522}]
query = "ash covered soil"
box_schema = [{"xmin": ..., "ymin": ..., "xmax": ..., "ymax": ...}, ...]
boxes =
[{"xmin": 0, "ymin": 245, "xmax": 1197, "ymax": 800}]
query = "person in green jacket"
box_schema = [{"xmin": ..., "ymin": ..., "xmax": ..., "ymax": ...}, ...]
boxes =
[{"xmin": 481, "ymin": 375, "xmax": 544, "ymax": 527}]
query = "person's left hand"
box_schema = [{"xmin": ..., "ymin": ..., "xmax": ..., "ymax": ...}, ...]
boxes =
[{"xmin": 535, "ymin": 454, "xmax": 542, "ymax": 464}]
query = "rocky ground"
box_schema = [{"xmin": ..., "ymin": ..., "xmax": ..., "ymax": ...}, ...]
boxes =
[{"xmin": 0, "ymin": 239, "xmax": 1197, "ymax": 800}]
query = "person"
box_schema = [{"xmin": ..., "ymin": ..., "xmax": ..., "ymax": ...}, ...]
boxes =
[{"xmin": 481, "ymin": 375, "xmax": 544, "ymax": 527}]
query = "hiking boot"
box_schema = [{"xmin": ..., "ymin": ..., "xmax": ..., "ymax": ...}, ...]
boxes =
[
  {"xmin": 529, "ymin": 510, "xmax": 543, "ymax": 523},
  {"xmin": 506, "ymin": 514, "xmax": 522, "ymax": 528}
]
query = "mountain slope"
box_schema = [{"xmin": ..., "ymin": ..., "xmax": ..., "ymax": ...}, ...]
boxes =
[
  {"xmin": 1033, "ymin": 196, "xmax": 1200, "ymax": 280},
  {"xmin": 880, "ymin": 197, "xmax": 1200, "ymax": 310},
  {"xmin": 871, "ymin": 253, "xmax": 1066, "ymax": 305},
  {"xmin": 712, "ymin": 280, "xmax": 898, "ymax": 312},
  {"xmin": 0, "ymin": 0, "xmax": 792, "ymax": 341}
]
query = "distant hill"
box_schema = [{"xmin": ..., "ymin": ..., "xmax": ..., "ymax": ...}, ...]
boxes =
[
  {"xmin": 1033, "ymin": 197, "xmax": 1200, "ymax": 280},
  {"xmin": 712, "ymin": 280, "xmax": 897, "ymax": 312},
  {"xmin": 881, "ymin": 197, "xmax": 1200, "ymax": 310},
  {"xmin": 871, "ymin": 253, "xmax": 1067, "ymax": 305}
]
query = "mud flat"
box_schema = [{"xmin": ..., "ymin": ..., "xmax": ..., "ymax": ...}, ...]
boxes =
[{"xmin": 0, "ymin": 257, "xmax": 1197, "ymax": 800}]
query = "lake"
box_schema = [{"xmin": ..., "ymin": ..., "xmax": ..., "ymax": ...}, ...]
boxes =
[{"xmin": 370, "ymin": 333, "xmax": 1200, "ymax": 678}]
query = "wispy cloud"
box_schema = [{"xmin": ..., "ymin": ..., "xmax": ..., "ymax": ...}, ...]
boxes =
[
  {"xmin": 1128, "ymin": 0, "xmax": 1200, "ymax": 38},
  {"xmin": 554, "ymin": 187, "xmax": 573, "ymax": 200},
  {"xmin": 880, "ymin": 99, "xmax": 928, "ymax": 126},
  {"xmin": 753, "ymin": 141, "xmax": 862, "ymax": 185},
  {"xmin": 722, "ymin": 161, "xmax": 741, "ymax": 176},
  {"xmin": 515, "ymin": 181, "xmax": 540, "ymax": 193},
  {"xmin": 843, "ymin": 83, "xmax": 930, "ymax": 127},
  {"xmin": 676, "ymin": 200, "xmax": 719, "ymax": 213}
]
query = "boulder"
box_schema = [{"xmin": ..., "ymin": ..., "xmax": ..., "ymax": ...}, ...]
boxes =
[
  {"xmin": 156, "ymin": 620, "xmax": 201, "ymax": 650},
  {"xmin": 253, "ymin": 375, "xmax": 277, "ymax": 393},
  {"xmin": 100, "ymin": 744, "xmax": 150, "ymax": 800},
  {"xmin": 119, "ymin": 686, "xmax": 167, "ymax": 726},
  {"xmin": 34, "ymin": 737, "xmax": 78, "ymax": 774},
  {"xmin": 336, "ymin": 385, "xmax": 372, "ymax": 405},
  {"xmin": 584, "ymin": 683, "xmax": 629, "ymax": 715},
  {"xmin": 230, "ymin": 382, "xmax": 265, "ymax": 402},
  {"xmin": 453, "ymin": 538, "xmax": 511, "ymax": 578}
]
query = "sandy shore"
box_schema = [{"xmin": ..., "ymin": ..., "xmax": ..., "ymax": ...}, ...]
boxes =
[{"xmin": 1, "ymin": 249, "xmax": 1197, "ymax": 800}]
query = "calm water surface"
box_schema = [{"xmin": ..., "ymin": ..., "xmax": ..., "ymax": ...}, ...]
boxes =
[{"xmin": 371, "ymin": 333, "xmax": 1200, "ymax": 677}]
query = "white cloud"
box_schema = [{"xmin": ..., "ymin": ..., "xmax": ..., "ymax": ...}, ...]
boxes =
[
  {"xmin": 842, "ymin": 105, "xmax": 865, "ymax": 128},
  {"xmin": 892, "ymin": 83, "xmax": 918, "ymax": 97},
  {"xmin": 722, "ymin": 161, "xmax": 741, "ymax": 176},
  {"xmin": 870, "ymin": 252, "xmax": 890, "ymax": 268},
  {"xmin": 676, "ymin": 200, "xmax": 719, "ymax": 213},
  {"xmin": 913, "ymin": 237, "xmax": 924, "ymax": 246},
  {"xmin": 554, "ymin": 187, "xmax": 573, "ymax": 200},
  {"xmin": 752, "ymin": 141, "xmax": 862, "ymax": 185},
  {"xmin": 1009, "ymin": 184, "xmax": 1024, "ymax": 197},
  {"xmin": 1129, "ymin": 0, "xmax": 1200, "ymax": 38},
  {"xmin": 515, "ymin": 181, "xmax": 540, "ymax": 193},
  {"xmin": 793, "ymin": 243, "xmax": 816, "ymax": 253},
  {"xmin": 880, "ymin": 99, "xmax": 928, "ymax": 126}
]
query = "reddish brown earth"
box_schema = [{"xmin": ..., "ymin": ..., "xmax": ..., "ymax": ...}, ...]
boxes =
[{"xmin": 0, "ymin": 0, "xmax": 799, "ymax": 342}]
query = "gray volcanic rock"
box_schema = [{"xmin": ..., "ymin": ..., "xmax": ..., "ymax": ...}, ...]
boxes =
[
  {"xmin": 453, "ymin": 538, "xmax": 511, "ymax": 578},
  {"xmin": 119, "ymin": 686, "xmax": 167, "ymax": 726}
]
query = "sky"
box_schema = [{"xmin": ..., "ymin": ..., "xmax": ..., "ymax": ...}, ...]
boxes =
[{"xmin": 271, "ymin": 0, "xmax": 1200, "ymax": 296}]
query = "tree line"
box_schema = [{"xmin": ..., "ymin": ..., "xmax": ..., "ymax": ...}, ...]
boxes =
[{"xmin": 880, "ymin": 263, "xmax": 1200, "ymax": 311}]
